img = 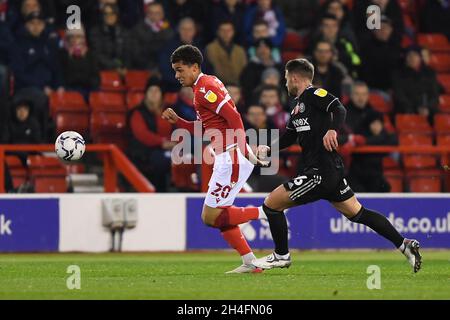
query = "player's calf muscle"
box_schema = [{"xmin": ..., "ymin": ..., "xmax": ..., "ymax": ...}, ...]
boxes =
[{"xmin": 201, "ymin": 206, "xmax": 222, "ymax": 226}]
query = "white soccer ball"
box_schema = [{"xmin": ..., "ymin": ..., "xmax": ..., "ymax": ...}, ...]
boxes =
[{"xmin": 55, "ymin": 131, "xmax": 86, "ymax": 161}]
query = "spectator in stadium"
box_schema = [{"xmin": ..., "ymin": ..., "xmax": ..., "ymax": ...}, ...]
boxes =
[
  {"xmin": 226, "ymin": 83, "xmax": 245, "ymax": 113},
  {"xmin": 172, "ymin": 86, "xmax": 196, "ymax": 121},
  {"xmin": 359, "ymin": 16, "xmax": 401, "ymax": 91},
  {"xmin": 421, "ymin": 0, "xmax": 450, "ymax": 39},
  {"xmin": 353, "ymin": 0, "xmax": 404, "ymax": 44},
  {"xmin": 132, "ymin": 1, "xmax": 174, "ymax": 71},
  {"xmin": 322, "ymin": 0, "xmax": 357, "ymax": 46},
  {"xmin": 128, "ymin": 77, "xmax": 175, "ymax": 192},
  {"xmin": 89, "ymin": 3, "xmax": 133, "ymax": 76},
  {"xmin": 247, "ymin": 19, "xmax": 281, "ymax": 63},
  {"xmin": 60, "ymin": 25, "xmax": 100, "ymax": 99},
  {"xmin": 5, "ymin": 99, "xmax": 42, "ymax": 145},
  {"xmin": 158, "ymin": 17, "xmax": 207, "ymax": 91},
  {"xmin": 392, "ymin": 46, "xmax": 440, "ymax": 121},
  {"xmin": 347, "ymin": 111, "xmax": 397, "ymax": 193},
  {"xmin": 210, "ymin": 0, "xmax": 246, "ymax": 45},
  {"xmin": 276, "ymin": 0, "xmax": 320, "ymax": 32},
  {"xmin": 257, "ymin": 84, "xmax": 289, "ymax": 132},
  {"xmin": 309, "ymin": 13, "xmax": 360, "ymax": 78},
  {"xmin": 0, "ymin": 21, "xmax": 13, "ymax": 112},
  {"xmin": 7, "ymin": 0, "xmax": 56, "ymax": 34},
  {"xmin": 243, "ymin": 104, "xmax": 285, "ymax": 192},
  {"xmin": 311, "ymin": 40, "xmax": 346, "ymax": 98},
  {"xmin": 205, "ymin": 20, "xmax": 247, "ymax": 86},
  {"xmin": 10, "ymin": 11, "xmax": 62, "ymax": 93},
  {"xmin": 243, "ymin": 0, "xmax": 286, "ymax": 47},
  {"xmin": 166, "ymin": 0, "xmax": 207, "ymax": 28},
  {"xmin": 239, "ymin": 37, "xmax": 283, "ymax": 102},
  {"xmin": 345, "ymin": 81, "xmax": 379, "ymax": 135}
]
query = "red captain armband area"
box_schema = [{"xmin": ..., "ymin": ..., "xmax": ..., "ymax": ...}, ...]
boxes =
[{"xmin": 217, "ymin": 100, "xmax": 249, "ymax": 158}]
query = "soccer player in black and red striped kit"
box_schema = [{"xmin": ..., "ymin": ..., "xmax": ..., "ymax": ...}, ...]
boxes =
[{"xmin": 254, "ymin": 59, "xmax": 422, "ymax": 273}]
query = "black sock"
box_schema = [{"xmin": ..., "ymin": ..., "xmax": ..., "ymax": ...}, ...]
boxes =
[
  {"xmin": 350, "ymin": 207, "xmax": 404, "ymax": 248},
  {"xmin": 263, "ymin": 204, "xmax": 289, "ymax": 255}
]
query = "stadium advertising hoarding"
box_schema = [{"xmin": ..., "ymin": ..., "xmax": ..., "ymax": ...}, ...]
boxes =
[
  {"xmin": 186, "ymin": 196, "xmax": 450, "ymax": 249},
  {"xmin": 0, "ymin": 198, "xmax": 59, "ymax": 252}
]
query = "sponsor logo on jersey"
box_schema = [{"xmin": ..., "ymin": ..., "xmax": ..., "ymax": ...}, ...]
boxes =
[
  {"xmin": 314, "ymin": 88, "xmax": 328, "ymax": 97},
  {"xmin": 292, "ymin": 118, "xmax": 310, "ymax": 132},
  {"xmin": 299, "ymin": 102, "xmax": 306, "ymax": 113},
  {"xmin": 204, "ymin": 90, "xmax": 217, "ymax": 103},
  {"xmin": 199, "ymin": 87, "xmax": 206, "ymax": 93}
]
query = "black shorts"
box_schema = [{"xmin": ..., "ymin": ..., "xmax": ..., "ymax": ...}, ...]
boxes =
[{"xmin": 283, "ymin": 169, "xmax": 354, "ymax": 205}]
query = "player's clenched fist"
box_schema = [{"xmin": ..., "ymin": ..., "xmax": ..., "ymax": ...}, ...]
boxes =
[
  {"xmin": 323, "ymin": 129, "xmax": 338, "ymax": 152},
  {"xmin": 161, "ymin": 108, "xmax": 179, "ymax": 124}
]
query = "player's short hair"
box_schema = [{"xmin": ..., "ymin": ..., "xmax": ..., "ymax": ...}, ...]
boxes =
[
  {"xmin": 285, "ymin": 58, "xmax": 314, "ymax": 81},
  {"xmin": 170, "ymin": 44, "xmax": 203, "ymax": 67}
]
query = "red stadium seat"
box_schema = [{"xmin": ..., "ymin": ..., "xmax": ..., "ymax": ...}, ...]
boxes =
[
  {"xmin": 126, "ymin": 91, "xmax": 144, "ymax": 110},
  {"xmin": 384, "ymin": 169, "xmax": 404, "ymax": 192},
  {"xmin": 383, "ymin": 157, "xmax": 400, "ymax": 169},
  {"xmin": 6, "ymin": 155, "xmax": 28, "ymax": 189},
  {"xmin": 125, "ymin": 70, "xmax": 151, "ymax": 91},
  {"xmin": 417, "ymin": 33, "xmax": 450, "ymax": 53},
  {"xmin": 383, "ymin": 114, "xmax": 396, "ymax": 133},
  {"xmin": 369, "ymin": 92, "xmax": 393, "ymax": 113},
  {"xmin": 282, "ymin": 51, "xmax": 303, "ymax": 64},
  {"xmin": 403, "ymin": 155, "xmax": 437, "ymax": 169},
  {"xmin": 437, "ymin": 134, "xmax": 450, "ymax": 146},
  {"xmin": 439, "ymin": 95, "xmax": 450, "ymax": 113},
  {"xmin": 34, "ymin": 177, "xmax": 68, "ymax": 193},
  {"xmin": 399, "ymin": 133, "xmax": 433, "ymax": 146},
  {"xmin": 49, "ymin": 91, "xmax": 88, "ymax": 117},
  {"xmin": 27, "ymin": 155, "xmax": 67, "ymax": 176},
  {"xmin": 90, "ymin": 112, "xmax": 127, "ymax": 134},
  {"xmin": 282, "ymin": 31, "xmax": 307, "ymax": 52},
  {"xmin": 434, "ymin": 114, "xmax": 450, "ymax": 133},
  {"xmin": 92, "ymin": 133, "xmax": 128, "ymax": 151},
  {"xmin": 171, "ymin": 163, "xmax": 199, "ymax": 191},
  {"xmin": 409, "ymin": 177, "xmax": 442, "ymax": 192},
  {"xmin": 437, "ymin": 74, "xmax": 450, "ymax": 94},
  {"xmin": 395, "ymin": 114, "xmax": 432, "ymax": 133},
  {"xmin": 89, "ymin": 92, "xmax": 126, "ymax": 111},
  {"xmin": 429, "ymin": 53, "xmax": 450, "ymax": 73},
  {"xmin": 100, "ymin": 71, "xmax": 126, "ymax": 91},
  {"xmin": 55, "ymin": 112, "xmax": 89, "ymax": 136}
]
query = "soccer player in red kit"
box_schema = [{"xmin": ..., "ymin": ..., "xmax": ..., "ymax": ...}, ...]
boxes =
[{"xmin": 162, "ymin": 45, "xmax": 268, "ymax": 273}]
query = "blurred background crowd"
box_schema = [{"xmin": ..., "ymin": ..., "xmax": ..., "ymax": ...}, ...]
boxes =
[{"xmin": 0, "ymin": 0, "xmax": 449, "ymax": 193}]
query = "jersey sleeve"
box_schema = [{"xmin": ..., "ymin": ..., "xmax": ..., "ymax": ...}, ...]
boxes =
[
  {"xmin": 196, "ymin": 81, "xmax": 230, "ymax": 114},
  {"xmin": 311, "ymin": 88, "xmax": 341, "ymax": 113},
  {"xmin": 286, "ymin": 115, "xmax": 295, "ymax": 131}
]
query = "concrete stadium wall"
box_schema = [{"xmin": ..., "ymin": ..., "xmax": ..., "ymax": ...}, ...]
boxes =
[{"xmin": 0, "ymin": 193, "xmax": 449, "ymax": 252}]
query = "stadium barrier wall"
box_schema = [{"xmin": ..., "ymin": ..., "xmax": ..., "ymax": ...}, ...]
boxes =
[{"xmin": 0, "ymin": 194, "xmax": 449, "ymax": 252}]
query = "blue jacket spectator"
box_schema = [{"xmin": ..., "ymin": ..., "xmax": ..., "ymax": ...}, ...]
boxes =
[
  {"xmin": 243, "ymin": 0, "xmax": 286, "ymax": 47},
  {"xmin": 10, "ymin": 11, "xmax": 62, "ymax": 91}
]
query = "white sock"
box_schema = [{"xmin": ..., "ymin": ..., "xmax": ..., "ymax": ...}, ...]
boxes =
[
  {"xmin": 242, "ymin": 252, "xmax": 256, "ymax": 265},
  {"xmin": 274, "ymin": 252, "xmax": 290, "ymax": 260},
  {"xmin": 258, "ymin": 206, "xmax": 267, "ymax": 220},
  {"xmin": 398, "ymin": 239, "xmax": 407, "ymax": 253}
]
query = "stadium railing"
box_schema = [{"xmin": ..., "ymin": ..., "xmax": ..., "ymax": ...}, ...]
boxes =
[{"xmin": 0, "ymin": 144, "xmax": 155, "ymax": 193}]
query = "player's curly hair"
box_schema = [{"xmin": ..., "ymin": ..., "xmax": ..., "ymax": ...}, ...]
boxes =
[
  {"xmin": 170, "ymin": 44, "xmax": 203, "ymax": 67},
  {"xmin": 285, "ymin": 58, "xmax": 314, "ymax": 81}
]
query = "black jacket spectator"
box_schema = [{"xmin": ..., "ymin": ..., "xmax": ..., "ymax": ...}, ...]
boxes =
[
  {"xmin": 239, "ymin": 38, "xmax": 283, "ymax": 102},
  {"xmin": 392, "ymin": 47, "xmax": 440, "ymax": 118},
  {"xmin": 421, "ymin": 0, "xmax": 450, "ymax": 39},
  {"xmin": 210, "ymin": 0, "xmax": 246, "ymax": 45},
  {"xmin": 60, "ymin": 26, "xmax": 99, "ymax": 95},
  {"xmin": 132, "ymin": 2, "xmax": 174, "ymax": 70},
  {"xmin": 89, "ymin": 4, "xmax": 133, "ymax": 71},
  {"xmin": 359, "ymin": 17, "xmax": 400, "ymax": 91},
  {"xmin": 348, "ymin": 112, "xmax": 397, "ymax": 193},
  {"xmin": 10, "ymin": 12, "xmax": 62, "ymax": 91},
  {"xmin": 5, "ymin": 99, "xmax": 42, "ymax": 144}
]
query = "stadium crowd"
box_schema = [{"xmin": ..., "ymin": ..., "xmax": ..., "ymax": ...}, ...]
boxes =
[{"xmin": 0, "ymin": 0, "xmax": 449, "ymax": 193}]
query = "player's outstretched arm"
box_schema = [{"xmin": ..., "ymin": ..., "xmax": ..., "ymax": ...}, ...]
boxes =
[{"xmin": 162, "ymin": 107, "xmax": 200, "ymax": 134}]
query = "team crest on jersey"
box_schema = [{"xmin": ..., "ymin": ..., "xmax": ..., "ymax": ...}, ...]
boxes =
[
  {"xmin": 314, "ymin": 88, "xmax": 328, "ymax": 97},
  {"xmin": 204, "ymin": 90, "xmax": 217, "ymax": 103},
  {"xmin": 299, "ymin": 102, "xmax": 305, "ymax": 113}
]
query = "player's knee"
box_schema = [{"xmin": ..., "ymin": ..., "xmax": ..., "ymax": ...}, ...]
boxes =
[{"xmin": 201, "ymin": 209, "xmax": 223, "ymax": 227}]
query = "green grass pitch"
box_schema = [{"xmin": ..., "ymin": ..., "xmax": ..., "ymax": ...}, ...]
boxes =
[{"xmin": 0, "ymin": 250, "xmax": 448, "ymax": 299}]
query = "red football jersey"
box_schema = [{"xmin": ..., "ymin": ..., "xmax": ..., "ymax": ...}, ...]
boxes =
[{"xmin": 192, "ymin": 73, "xmax": 241, "ymax": 152}]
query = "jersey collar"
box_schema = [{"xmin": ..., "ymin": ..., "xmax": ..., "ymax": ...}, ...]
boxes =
[
  {"xmin": 193, "ymin": 72, "xmax": 204, "ymax": 88},
  {"xmin": 295, "ymin": 84, "xmax": 313, "ymax": 101}
]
